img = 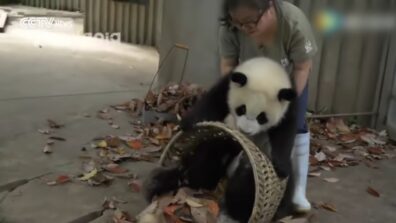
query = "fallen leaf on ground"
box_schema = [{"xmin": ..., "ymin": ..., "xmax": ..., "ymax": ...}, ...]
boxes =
[
  {"xmin": 367, "ymin": 147, "xmax": 385, "ymax": 155},
  {"xmin": 96, "ymin": 141, "xmax": 108, "ymax": 148},
  {"xmin": 38, "ymin": 129, "xmax": 51, "ymax": 135},
  {"xmin": 49, "ymin": 136, "xmax": 66, "ymax": 141},
  {"xmin": 106, "ymin": 137, "xmax": 122, "ymax": 148},
  {"xmin": 339, "ymin": 134, "xmax": 357, "ymax": 143},
  {"xmin": 113, "ymin": 208, "xmax": 134, "ymax": 223},
  {"xmin": 186, "ymin": 198, "xmax": 204, "ymax": 208},
  {"xmin": 320, "ymin": 166, "xmax": 332, "ymax": 171},
  {"xmin": 43, "ymin": 145, "xmax": 52, "ymax": 154},
  {"xmin": 104, "ymin": 163, "xmax": 129, "ymax": 174},
  {"xmin": 320, "ymin": 203, "xmax": 337, "ymax": 212},
  {"xmin": 323, "ymin": 178, "xmax": 340, "ymax": 183},
  {"xmin": 128, "ymin": 140, "xmax": 143, "ymax": 150},
  {"xmin": 129, "ymin": 179, "xmax": 142, "ymax": 192},
  {"xmin": 111, "ymin": 124, "xmax": 120, "ymax": 129},
  {"xmin": 47, "ymin": 175, "xmax": 71, "ymax": 186},
  {"xmin": 315, "ymin": 152, "xmax": 327, "ymax": 162},
  {"xmin": 308, "ymin": 172, "xmax": 322, "ymax": 177},
  {"xmin": 79, "ymin": 169, "xmax": 98, "ymax": 181},
  {"xmin": 279, "ymin": 216, "xmax": 308, "ymax": 223},
  {"xmin": 367, "ymin": 187, "xmax": 380, "ymax": 197},
  {"xmin": 48, "ymin": 119, "xmax": 64, "ymax": 129}
]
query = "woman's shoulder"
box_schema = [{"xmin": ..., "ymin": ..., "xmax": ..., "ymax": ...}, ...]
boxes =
[{"xmin": 280, "ymin": 1, "xmax": 311, "ymax": 29}]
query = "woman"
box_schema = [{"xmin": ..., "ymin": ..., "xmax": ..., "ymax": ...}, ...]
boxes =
[{"xmin": 219, "ymin": 0, "xmax": 317, "ymax": 213}]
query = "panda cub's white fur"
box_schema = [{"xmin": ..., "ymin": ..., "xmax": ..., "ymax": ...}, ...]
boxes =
[{"xmin": 228, "ymin": 57, "xmax": 293, "ymax": 135}]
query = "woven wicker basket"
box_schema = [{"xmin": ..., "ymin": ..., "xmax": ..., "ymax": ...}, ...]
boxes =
[{"xmin": 159, "ymin": 122, "xmax": 287, "ymax": 223}]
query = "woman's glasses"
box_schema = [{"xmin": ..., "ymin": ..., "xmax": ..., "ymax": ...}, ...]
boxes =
[{"xmin": 230, "ymin": 9, "xmax": 265, "ymax": 30}]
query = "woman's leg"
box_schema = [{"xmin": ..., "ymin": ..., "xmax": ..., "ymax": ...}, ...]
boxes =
[{"xmin": 291, "ymin": 86, "xmax": 311, "ymax": 212}]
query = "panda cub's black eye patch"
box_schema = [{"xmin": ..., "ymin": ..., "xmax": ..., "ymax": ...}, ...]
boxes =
[
  {"xmin": 257, "ymin": 112, "xmax": 268, "ymax": 125},
  {"xmin": 235, "ymin": 105, "xmax": 246, "ymax": 116}
]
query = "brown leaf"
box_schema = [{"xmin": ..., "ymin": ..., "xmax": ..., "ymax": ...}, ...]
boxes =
[
  {"xmin": 339, "ymin": 134, "xmax": 357, "ymax": 144},
  {"xmin": 127, "ymin": 140, "xmax": 143, "ymax": 150},
  {"xmin": 320, "ymin": 203, "xmax": 337, "ymax": 212},
  {"xmin": 129, "ymin": 179, "xmax": 142, "ymax": 192},
  {"xmin": 104, "ymin": 163, "xmax": 129, "ymax": 174},
  {"xmin": 367, "ymin": 187, "xmax": 380, "ymax": 197},
  {"xmin": 309, "ymin": 155, "xmax": 319, "ymax": 166},
  {"xmin": 334, "ymin": 118, "xmax": 351, "ymax": 133},
  {"xmin": 47, "ymin": 119, "xmax": 64, "ymax": 129},
  {"xmin": 367, "ymin": 147, "xmax": 385, "ymax": 155},
  {"xmin": 47, "ymin": 175, "xmax": 71, "ymax": 186},
  {"xmin": 106, "ymin": 137, "xmax": 122, "ymax": 148}
]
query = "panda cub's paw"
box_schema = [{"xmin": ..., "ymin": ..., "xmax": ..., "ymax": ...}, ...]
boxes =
[{"xmin": 142, "ymin": 166, "xmax": 182, "ymax": 202}]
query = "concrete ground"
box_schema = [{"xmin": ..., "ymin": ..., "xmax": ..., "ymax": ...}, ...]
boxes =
[{"xmin": 0, "ymin": 6, "xmax": 396, "ymax": 223}]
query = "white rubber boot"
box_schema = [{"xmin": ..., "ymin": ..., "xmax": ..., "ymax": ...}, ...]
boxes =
[{"xmin": 291, "ymin": 132, "xmax": 311, "ymax": 213}]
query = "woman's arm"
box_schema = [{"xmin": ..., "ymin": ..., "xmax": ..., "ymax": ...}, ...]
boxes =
[
  {"xmin": 220, "ymin": 57, "xmax": 238, "ymax": 76},
  {"xmin": 292, "ymin": 59, "xmax": 312, "ymax": 96}
]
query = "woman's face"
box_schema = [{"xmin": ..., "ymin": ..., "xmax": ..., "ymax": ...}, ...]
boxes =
[{"xmin": 229, "ymin": 5, "xmax": 277, "ymax": 41}]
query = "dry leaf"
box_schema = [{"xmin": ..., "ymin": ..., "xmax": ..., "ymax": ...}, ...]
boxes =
[
  {"xmin": 339, "ymin": 134, "xmax": 357, "ymax": 143},
  {"xmin": 279, "ymin": 216, "xmax": 308, "ymax": 223},
  {"xmin": 129, "ymin": 179, "xmax": 142, "ymax": 192},
  {"xmin": 367, "ymin": 187, "xmax": 380, "ymax": 197},
  {"xmin": 367, "ymin": 147, "xmax": 385, "ymax": 155},
  {"xmin": 49, "ymin": 136, "xmax": 66, "ymax": 141},
  {"xmin": 323, "ymin": 178, "xmax": 340, "ymax": 183},
  {"xmin": 104, "ymin": 163, "xmax": 129, "ymax": 174},
  {"xmin": 308, "ymin": 172, "xmax": 322, "ymax": 177},
  {"xmin": 97, "ymin": 141, "xmax": 108, "ymax": 148},
  {"xmin": 43, "ymin": 145, "xmax": 52, "ymax": 154},
  {"xmin": 128, "ymin": 140, "xmax": 143, "ymax": 150},
  {"xmin": 38, "ymin": 129, "xmax": 51, "ymax": 135},
  {"xmin": 206, "ymin": 200, "xmax": 220, "ymax": 217},
  {"xmin": 315, "ymin": 152, "xmax": 327, "ymax": 162},
  {"xmin": 334, "ymin": 118, "xmax": 351, "ymax": 133},
  {"xmin": 79, "ymin": 169, "xmax": 98, "ymax": 181},
  {"xmin": 320, "ymin": 166, "xmax": 332, "ymax": 171},
  {"xmin": 47, "ymin": 119, "xmax": 64, "ymax": 129},
  {"xmin": 320, "ymin": 203, "xmax": 337, "ymax": 212},
  {"xmin": 111, "ymin": 124, "xmax": 120, "ymax": 129},
  {"xmin": 186, "ymin": 198, "xmax": 204, "ymax": 208},
  {"xmin": 47, "ymin": 175, "xmax": 71, "ymax": 186},
  {"xmin": 106, "ymin": 137, "xmax": 122, "ymax": 148}
]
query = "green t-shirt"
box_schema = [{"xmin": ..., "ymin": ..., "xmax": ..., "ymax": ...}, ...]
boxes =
[{"xmin": 219, "ymin": 1, "xmax": 318, "ymax": 73}]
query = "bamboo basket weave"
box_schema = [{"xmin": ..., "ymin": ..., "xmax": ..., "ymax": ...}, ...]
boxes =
[{"xmin": 159, "ymin": 122, "xmax": 287, "ymax": 223}]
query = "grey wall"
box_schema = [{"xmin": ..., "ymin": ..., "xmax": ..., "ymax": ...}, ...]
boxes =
[{"xmin": 156, "ymin": 0, "xmax": 222, "ymax": 88}]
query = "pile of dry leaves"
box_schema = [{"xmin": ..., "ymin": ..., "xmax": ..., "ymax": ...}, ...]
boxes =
[
  {"xmin": 112, "ymin": 83, "xmax": 205, "ymax": 118},
  {"xmin": 136, "ymin": 188, "xmax": 220, "ymax": 223},
  {"xmin": 308, "ymin": 117, "xmax": 395, "ymax": 174}
]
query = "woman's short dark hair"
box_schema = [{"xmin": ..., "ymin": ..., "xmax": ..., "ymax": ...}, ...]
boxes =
[{"xmin": 220, "ymin": 0, "xmax": 273, "ymax": 26}]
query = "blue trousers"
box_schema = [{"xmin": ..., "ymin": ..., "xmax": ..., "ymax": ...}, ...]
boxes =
[{"xmin": 297, "ymin": 86, "xmax": 309, "ymax": 134}]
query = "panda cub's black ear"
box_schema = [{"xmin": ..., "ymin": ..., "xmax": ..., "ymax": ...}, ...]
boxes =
[
  {"xmin": 278, "ymin": 88, "xmax": 297, "ymax": 101},
  {"xmin": 230, "ymin": 72, "xmax": 247, "ymax": 87}
]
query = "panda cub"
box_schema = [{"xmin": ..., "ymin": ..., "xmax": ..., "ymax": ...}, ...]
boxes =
[{"xmin": 143, "ymin": 57, "xmax": 298, "ymax": 222}]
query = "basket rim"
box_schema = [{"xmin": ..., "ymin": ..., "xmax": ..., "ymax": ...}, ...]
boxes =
[{"xmin": 158, "ymin": 121, "xmax": 286, "ymax": 223}]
